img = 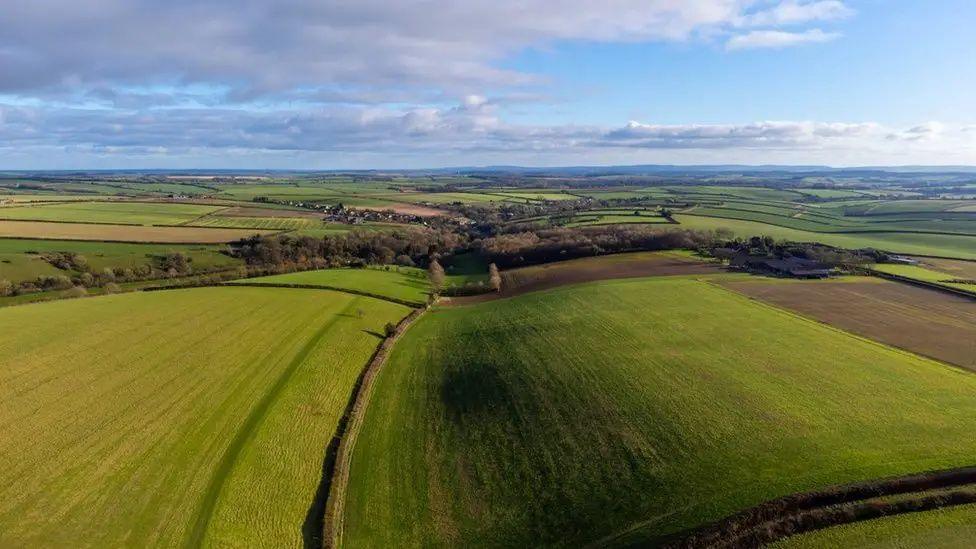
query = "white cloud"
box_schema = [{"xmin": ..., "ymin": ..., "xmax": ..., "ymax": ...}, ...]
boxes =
[
  {"xmin": 726, "ymin": 28, "xmax": 840, "ymax": 50},
  {"xmin": 740, "ymin": 0, "xmax": 854, "ymax": 27}
]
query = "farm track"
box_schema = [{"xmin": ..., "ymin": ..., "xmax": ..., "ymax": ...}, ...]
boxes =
[
  {"xmin": 222, "ymin": 281, "xmax": 425, "ymax": 307},
  {"xmin": 320, "ymin": 307, "xmax": 426, "ymax": 549},
  {"xmin": 184, "ymin": 302, "xmax": 355, "ymax": 548},
  {"xmin": 658, "ymin": 465, "xmax": 976, "ymax": 549}
]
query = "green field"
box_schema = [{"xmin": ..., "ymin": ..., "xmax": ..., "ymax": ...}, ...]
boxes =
[
  {"xmin": 239, "ymin": 266, "xmax": 431, "ymax": 304},
  {"xmin": 0, "ymin": 201, "xmax": 224, "ymax": 225},
  {"xmin": 673, "ymin": 214, "xmax": 976, "ymax": 259},
  {"xmin": 775, "ymin": 504, "xmax": 976, "ymax": 548},
  {"xmin": 341, "ymin": 277, "xmax": 976, "ymax": 546},
  {"xmin": 0, "ymin": 286, "xmax": 409, "ymax": 547},
  {"xmin": 870, "ymin": 263, "xmax": 976, "ymax": 294},
  {"xmin": 0, "ymin": 238, "xmax": 241, "ymax": 283}
]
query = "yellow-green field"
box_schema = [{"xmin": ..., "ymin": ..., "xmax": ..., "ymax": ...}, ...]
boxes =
[{"xmin": 0, "ymin": 286, "xmax": 410, "ymax": 547}]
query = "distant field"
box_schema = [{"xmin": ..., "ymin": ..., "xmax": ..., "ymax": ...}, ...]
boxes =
[
  {"xmin": 774, "ymin": 504, "xmax": 976, "ymax": 548},
  {"xmin": 342, "ymin": 277, "xmax": 976, "ymax": 546},
  {"xmin": 721, "ymin": 277, "xmax": 976, "ymax": 371},
  {"xmin": 187, "ymin": 215, "xmax": 317, "ymax": 231},
  {"xmin": 673, "ymin": 214, "xmax": 976, "ymax": 259},
  {"xmin": 0, "ymin": 201, "xmax": 223, "ymax": 225},
  {"xmin": 0, "ymin": 238, "xmax": 241, "ymax": 283},
  {"xmin": 0, "ymin": 286, "xmax": 409, "ymax": 547},
  {"xmin": 565, "ymin": 213, "xmax": 671, "ymax": 227},
  {"xmin": 237, "ymin": 266, "xmax": 431, "ymax": 304},
  {"xmin": 871, "ymin": 263, "xmax": 976, "ymax": 295},
  {"xmin": 0, "ymin": 220, "xmax": 271, "ymax": 243}
]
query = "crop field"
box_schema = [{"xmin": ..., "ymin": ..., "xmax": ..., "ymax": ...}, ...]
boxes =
[
  {"xmin": 187, "ymin": 215, "xmax": 318, "ymax": 231},
  {"xmin": 0, "ymin": 220, "xmax": 272, "ymax": 243},
  {"xmin": 775, "ymin": 504, "xmax": 976, "ymax": 548},
  {"xmin": 720, "ymin": 277, "xmax": 976, "ymax": 371},
  {"xmin": 564, "ymin": 212, "xmax": 671, "ymax": 227},
  {"xmin": 341, "ymin": 277, "xmax": 976, "ymax": 546},
  {"xmin": 0, "ymin": 201, "xmax": 223, "ymax": 225},
  {"xmin": 871, "ymin": 263, "xmax": 976, "ymax": 295},
  {"xmin": 0, "ymin": 286, "xmax": 410, "ymax": 547},
  {"xmin": 237, "ymin": 266, "xmax": 431, "ymax": 304},
  {"xmin": 0, "ymin": 238, "xmax": 241, "ymax": 283}
]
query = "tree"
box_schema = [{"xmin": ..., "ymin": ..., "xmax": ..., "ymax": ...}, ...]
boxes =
[
  {"xmin": 384, "ymin": 322, "xmax": 397, "ymax": 337},
  {"xmin": 428, "ymin": 258, "xmax": 445, "ymax": 291},
  {"xmin": 0, "ymin": 279, "xmax": 13, "ymax": 297},
  {"xmin": 488, "ymin": 263, "xmax": 501, "ymax": 291}
]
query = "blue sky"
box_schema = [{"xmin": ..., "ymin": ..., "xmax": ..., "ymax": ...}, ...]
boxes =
[{"xmin": 1, "ymin": 0, "xmax": 974, "ymax": 169}]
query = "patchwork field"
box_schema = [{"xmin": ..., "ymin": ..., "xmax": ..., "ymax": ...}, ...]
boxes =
[
  {"xmin": 341, "ymin": 277, "xmax": 976, "ymax": 546},
  {"xmin": 721, "ymin": 277, "xmax": 976, "ymax": 371},
  {"xmin": 0, "ymin": 220, "xmax": 271, "ymax": 243},
  {"xmin": 0, "ymin": 201, "xmax": 223, "ymax": 225},
  {"xmin": 0, "ymin": 286, "xmax": 410, "ymax": 547}
]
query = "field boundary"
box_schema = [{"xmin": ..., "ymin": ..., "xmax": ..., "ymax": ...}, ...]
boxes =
[
  {"xmin": 659, "ymin": 465, "xmax": 976, "ymax": 548},
  {"xmin": 221, "ymin": 281, "xmax": 426, "ymax": 307},
  {"xmin": 318, "ymin": 306, "xmax": 427, "ymax": 549}
]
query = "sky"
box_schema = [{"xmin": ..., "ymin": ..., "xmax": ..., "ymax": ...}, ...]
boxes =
[{"xmin": 1, "ymin": 0, "xmax": 974, "ymax": 169}]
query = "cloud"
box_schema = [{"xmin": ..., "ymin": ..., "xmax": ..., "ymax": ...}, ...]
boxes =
[
  {"xmin": 726, "ymin": 28, "xmax": 840, "ymax": 50},
  {"xmin": 602, "ymin": 120, "xmax": 879, "ymax": 148},
  {"xmin": 740, "ymin": 0, "xmax": 854, "ymax": 27},
  {"xmin": 1, "ymin": 1, "xmax": 851, "ymax": 103}
]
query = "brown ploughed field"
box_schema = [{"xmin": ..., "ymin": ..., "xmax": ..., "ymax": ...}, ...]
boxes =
[
  {"xmin": 0, "ymin": 220, "xmax": 273, "ymax": 243},
  {"xmin": 720, "ymin": 277, "xmax": 976, "ymax": 371}
]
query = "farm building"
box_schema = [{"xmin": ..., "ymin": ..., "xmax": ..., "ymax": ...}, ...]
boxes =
[{"xmin": 730, "ymin": 253, "xmax": 832, "ymax": 279}]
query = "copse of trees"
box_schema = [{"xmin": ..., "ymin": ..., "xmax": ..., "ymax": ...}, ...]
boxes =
[
  {"xmin": 477, "ymin": 226, "xmax": 727, "ymax": 268},
  {"xmin": 231, "ymin": 227, "xmax": 467, "ymax": 271}
]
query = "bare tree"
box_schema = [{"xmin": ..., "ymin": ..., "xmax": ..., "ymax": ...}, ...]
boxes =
[
  {"xmin": 428, "ymin": 258, "xmax": 445, "ymax": 291},
  {"xmin": 488, "ymin": 263, "xmax": 502, "ymax": 292}
]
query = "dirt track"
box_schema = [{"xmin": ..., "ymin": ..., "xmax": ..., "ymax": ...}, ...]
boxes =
[
  {"xmin": 721, "ymin": 277, "xmax": 976, "ymax": 372},
  {"xmin": 444, "ymin": 252, "xmax": 721, "ymax": 306}
]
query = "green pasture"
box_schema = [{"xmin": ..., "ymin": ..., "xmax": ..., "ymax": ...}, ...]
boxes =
[
  {"xmin": 673, "ymin": 214, "xmax": 976, "ymax": 259},
  {"xmin": 342, "ymin": 277, "xmax": 976, "ymax": 546},
  {"xmin": 870, "ymin": 263, "xmax": 976, "ymax": 294},
  {"xmin": 0, "ymin": 286, "xmax": 409, "ymax": 547}
]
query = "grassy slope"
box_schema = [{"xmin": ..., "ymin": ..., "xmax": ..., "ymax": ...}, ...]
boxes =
[
  {"xmin": 0, "ymin": 286, "xmax": 408, "ymax": 547},
  {"xmin": 674, "ymin": 214, "xmax": 976, "ymax": 259},
  {"xmin": 342, "ymin": 277, "xmax": 976, "ymax": 546},
  {"xmin": 774, "ymin": 504, "xmax": 976, "ymax": 548},
  {"xmin": 0, "ymin": 201, "xmax": 222, "ymax": 225},
  {"xmin": 241, "ymin": 267, "xmax": 431, "ymax": 304}
]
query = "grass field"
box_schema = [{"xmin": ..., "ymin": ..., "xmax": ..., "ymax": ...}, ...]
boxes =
[
  {"xmin": 871, "ymin": 263, "xmax": 976, "ymax": 294},
  {"xmin": 238, "ymin": 266, "xmax": 431, "ymax": 304},
  {"xmin": 0, "ymin": 286, "xmax": 409, "ymax": 547},
  {"xmin": 341, "ymin": 277, "xmax": 976, "ymax": 546},
  {"xmin": 187, "ymin": 215, "xmax": 318, "ymax": 231},
  {"xmin": 673, "ymin": 214, "xmax": 976, "ymax": 259},
  {"xmin": 774, "ymin": 504, "xmax": 976, "ymax": 548},
  {"xmin": 0, "ymin": 220, "xmax": 271, "ymax": 243},
  {"xmin": 0, "ymin": 238, "xmax": 242, "ymax": 283},
  {"xmin": 0, "ymin": 201, "xmax": 223, "ymax": 225}
]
